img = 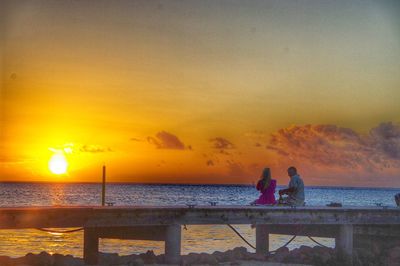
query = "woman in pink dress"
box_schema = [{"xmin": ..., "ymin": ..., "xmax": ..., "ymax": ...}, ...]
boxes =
[{"xmin": 253, "ymin": 168, "xmax": 277, "ymax": 205}]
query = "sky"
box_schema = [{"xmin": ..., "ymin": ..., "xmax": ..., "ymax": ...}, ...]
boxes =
[{"xmin": 1, "ymin": 0, "xmax": 400, "ymax": 187}]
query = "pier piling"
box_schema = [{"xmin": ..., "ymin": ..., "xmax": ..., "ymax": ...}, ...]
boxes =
[
  {"xmin": 255, "ymin": 224, "xmax": 269, "ymax": 255},
  {"xmin": 165, "ymin": 224, "xmax": 181, "ymax": 264},
  {"xmin": 336, "ymin": 224, "xmax": 353, "ymax": 265},
  {"xmin": 84, "ymin": 227, "xmax": 99, "ymax": 265}
]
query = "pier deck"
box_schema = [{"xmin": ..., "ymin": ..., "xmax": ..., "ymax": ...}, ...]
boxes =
[{"xmin": 1, "ymin": 205, "xmax": 399, "ymax": 265}]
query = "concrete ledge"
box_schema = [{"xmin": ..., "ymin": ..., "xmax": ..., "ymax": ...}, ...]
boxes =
[{"xmin": 1, "ymin": 206, "xmax": 399, "ymax": 229}]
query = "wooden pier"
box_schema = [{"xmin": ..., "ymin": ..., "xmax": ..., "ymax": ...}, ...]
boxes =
[{"xmin": 0, "ymin": 205, "xmax": 399, "ymax": 265}]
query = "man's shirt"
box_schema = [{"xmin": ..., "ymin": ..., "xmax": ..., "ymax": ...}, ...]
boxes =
[{"xmin": 288, "ymin": 174, "xmax": 305, "ymax": 206}]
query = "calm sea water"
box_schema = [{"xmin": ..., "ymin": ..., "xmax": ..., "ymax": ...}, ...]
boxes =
[{"xmin": 0, "ymin": 183, "xmax": 398, "ymax": 258}]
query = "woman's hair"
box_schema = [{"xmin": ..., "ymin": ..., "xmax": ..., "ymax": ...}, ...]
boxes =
[{"xmin": 262, "ymin": 168, "xmax": 271, "ymax": 189}]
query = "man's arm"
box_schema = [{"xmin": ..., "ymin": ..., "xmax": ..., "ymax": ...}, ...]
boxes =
[
  {"xmin": 279, "ymin": 187, "xmax": 296, "ymax": 196},
  {"xmin": 279, "ymin": 176, "xmax": 300, "ymax": 196}
]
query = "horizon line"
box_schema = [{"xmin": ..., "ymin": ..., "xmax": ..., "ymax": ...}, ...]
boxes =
[{"xmin": 0, "ymin": 181, "xmax": 399, "ymax": 190}]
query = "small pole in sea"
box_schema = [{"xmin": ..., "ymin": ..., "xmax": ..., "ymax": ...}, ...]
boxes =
[{"xmin": 101, "ymin": 165, "xmax": 106, "ymax": 206}]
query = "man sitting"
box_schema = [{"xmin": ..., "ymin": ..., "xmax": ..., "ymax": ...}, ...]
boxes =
[{"xmin": 278, "ymin": 166, "xmax": 305, "ymax": 206}]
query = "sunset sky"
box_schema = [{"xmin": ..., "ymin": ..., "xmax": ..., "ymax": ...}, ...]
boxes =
[{"xmin": 1, "ymin": 0, "xmax": 400, "ymax": 187}]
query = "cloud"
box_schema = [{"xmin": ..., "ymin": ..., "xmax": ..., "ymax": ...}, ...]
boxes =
[
  {"xmin": 49, "ymin": 143, "xmax": 112, "ymax": 154},
  {"xmin": 80, "ymin": 145, "xmax": 112, "ymax": 153},
  {"xmin": 130, "ymin": 137, "xmax": 143, "ymax": 142},
  {"xmin": 243, "ymin": 130, "xmax": 269, "ymax": 139},
  {"xmin": 0, "ymin": 155, "xmax": 34, "ymax": 165},
  {"xmin": 267, "ymin": 122, "xmax": 400, "ymax": 171},
  {"xmin": 206, "ymin": 160, "xmax": 214, "ymax": 166},
  {"xmin": 210, "ymin": 137, "xmax": 235, "ymax": 150},
  {"xmin": 147, "ymin": 131, "xmax": 187, "ymax": 150},
  {"xmin": 369, "ymin": 122, "xmax": 400, "ymax": 160},
  {"xmin": 219, "ymin": 149, "xmax": 231, "ymax": 155}
]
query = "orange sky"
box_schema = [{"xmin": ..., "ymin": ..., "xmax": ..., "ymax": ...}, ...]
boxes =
[{"xmin": 1, "ymin": 0, "xmax": 400, "ymax": 187}]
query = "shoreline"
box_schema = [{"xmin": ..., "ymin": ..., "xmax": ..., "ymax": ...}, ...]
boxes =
[{"xmin": 0, "ymin": 244, "xmax": 399, "ymax": 266}]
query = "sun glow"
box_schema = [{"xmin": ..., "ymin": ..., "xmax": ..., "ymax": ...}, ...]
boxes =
[{"xmin": 48, "ymin": 154, "xmax": 68, "ymax": 175}]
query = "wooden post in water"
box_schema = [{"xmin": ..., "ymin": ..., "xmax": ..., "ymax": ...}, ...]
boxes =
[{"xmin": 101, "ymin": 165, "xmax": 106, "ymax": 206}]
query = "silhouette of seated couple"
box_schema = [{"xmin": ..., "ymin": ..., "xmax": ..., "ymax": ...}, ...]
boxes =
[{"xmin": 251, "ymin": 167, "xmax": 305, "ymax": 206}]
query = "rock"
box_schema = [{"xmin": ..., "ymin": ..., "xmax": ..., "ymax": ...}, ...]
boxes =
[
  {"xmin": 313, "ymin": 245, "xmax": 333, "ymax": 254},
  {"xmin": 317, "ymin": 250, "xmax": 332, "ymax": 264},
  {"xmin": 23, "ymin": 253, "xmax": 36, "ymax": 265},
  {"xmin": 52, "ymin": 253, "xmax": 66, "ymax": 266},
  {"xmin": 333, "ymin": 251, "xmax": 354, "ymax": 266},
  {"xmin": 245, "ymin": 252, "xmax": 266, "ymax": 261},
  {"xmin": 299, "ymin": 245, "xmax": 313, "ymax": 255},
  {"xmin": 63, "ymin": 255, "xmax": 83, "ymax": 266},
  {"xmin": 211, "ymin": 251, "xmax": 225, "ymax": 262},
  {"xmin": 182, "ymin": 253, "xmax": 215, "ymax": 266},
  {"xmin": 36, "ymin": 251, "xmax": 54, "ymax": 266},
  {"xmin": 231, "ymin": 247, "xmax": 245, "ymax": 260},
  {"xmin": 387, "ymin": 246, "xmax": 400, "ymax": 266},
  {"xmin": 120, "ymin": 254, "xmax": 139, "ymax": 264},
  {"xmin": 281, "ymin": 256, "xmax": 295, "ymax": 264},
  {"xmin": 156, "ymin": 254, "xmax": 165, "ymax": 264},
  {"xmin": 130, "ymin": 257, "xmax": 145, "ymax": 266},
  {"xmin": 275, "ymin": 246, "xmax": 289, "ymax": 254},
  {"xmin": 12, "ymin": 256, "xmax": 28, "ymax": 266},
  {"xmin": 139, "ymin": 250, "xmax": 157, "ymax": 264},
  {"xmin": 232, "ymin": 247, "xmax": 247, "ymax": 257},
  {"xmin": 20, "ymin": 252, "xmax": 53, "ymax": 266},
  {"xmin": 49, "ymin": 253, "xmax": 83, "ymax": 266},
  {"xmin": 271, "ymin": 246, "xmax": 289, "ymax": 262},
  {"xmin": 180, "ymin": 255, "xmax": 194, "ymax": 266},
  {"xmin": 0, "ymin": 256, "xmax": 12, "ymax": 266},
  {"xmin": 285, "ymin": 248, "xmax": 310, "ymax": 263},
  {"xmin": 99, "ymin": 252, "xmax": 120, "ymax": 265},
  {"xmin": 309, "ymin": 251, "xmax": 332, "ymax": 266},
  {"xmin": 4, "ymin": 253, "xmax": 82, "ymax": 266},
  {"xmin": 198, "ymin": 253, "xmax": 218, "ymax": 265},
  {"xmin": 289, "ymin": 248, "xmax": 301, "ymax": 257},
  {"xmin": 221, "ymin": 250, "xmax": 236, "ymax": 262}
]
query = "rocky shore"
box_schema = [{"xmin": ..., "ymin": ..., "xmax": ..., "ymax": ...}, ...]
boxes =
[{"xmin": 0, "ymin": 245, "xmax": 399, "ymax": 266}]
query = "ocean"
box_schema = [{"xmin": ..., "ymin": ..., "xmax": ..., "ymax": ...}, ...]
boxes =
[{"xmin": 0, "ymin": 183, "xmax": 398, "ymax": 258}]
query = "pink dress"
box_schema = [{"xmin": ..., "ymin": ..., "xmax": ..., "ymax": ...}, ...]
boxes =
[{"xmin": 255, "ymin": 179, "xmax": 277, "ymax": 205}]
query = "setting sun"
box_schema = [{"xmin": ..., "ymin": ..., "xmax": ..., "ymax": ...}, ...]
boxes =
[{"xmin": 48, "ymin": 154, "xmax": 68, "ymax": 175}]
